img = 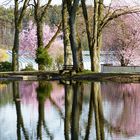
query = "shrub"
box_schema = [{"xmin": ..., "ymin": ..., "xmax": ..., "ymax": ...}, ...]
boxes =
[
  {"xmin": 0, "ymin": 61, "xmax": 12, "ymax": 71},
  {"xmin": 35, "ymin": 47, "xmax": 52, "ymax": 67},
  {"xmin": 21, "ymin": 64, "xmax": 35, "ymax": 71}
]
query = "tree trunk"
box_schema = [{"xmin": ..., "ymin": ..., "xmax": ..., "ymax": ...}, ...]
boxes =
[
  {"xmin": 81, "ymin": 0, "xmax": 101, "ymax": 72},
  {"xmin": 92, "ymin": 34, "xmax": 102, "ymax": 72},
  {"xmin": 34, "ymin": 0, "xmax": 52, "ymax": 71},
  {"xmin": 66, "ymin": 0, "xmax": 80, "ymax": 71},
  {"xmin": 91, "ymin": 0, "xmax": 103, "ymax": 72},
  {"xmin": 81, "ymin": 0, "xmax": 93, "ymax": 71},
  {"xmin": 96, "ymin": 0, "xmax": 103, "ymax": 72},
  {"xmin": 91, "ymin": 0, "xmax": 99, "ymax": 72},
  {"xmin": 120, "ymin": 57, "xmax": 128, "ymax": 66},
  {"xmin": 82, "ymin": 0, "xmax": 103, "ymax": 72},
  {"xmin": 62, "ymin": 0, "xmax": 72, "ymax": 65},
  {"xmin": 77, "ymin": 36, "xmax": 84, "ymax": 71},
  {"xmin": 69, "ymin": 15, "xmax": 78, "ymax": 70},
  {"xmin": 12, "ymin": 26, "xmax": 20, "ymax": 71},
  {"xmin": 12, "ymin": 0, "xmax": 29, "ymax": 71},
  {"xmin": 12, "ymin": 0, "xmax": 19, "ymax": 71},
  {"xmin": 36, "ymin": 22, "xmax": 46, "ymax": 70}
]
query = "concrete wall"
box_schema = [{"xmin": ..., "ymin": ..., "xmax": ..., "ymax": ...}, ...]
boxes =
[{"xmin": 101, "ymin": 65, "xmax": 140, "ymax": 73}]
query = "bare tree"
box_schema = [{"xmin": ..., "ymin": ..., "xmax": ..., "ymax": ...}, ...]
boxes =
[
  {"xmin": 32, "ymin": 0, "xmax": 61, "ymax": 70},
  {"xmin": 65, "ymin": 0, "xmax": 80, "ymax": 71},
  {"xmin": 62, "ymin": 0, "xmax": 72, "ymax": 66},
  {"xmin": 12, "ymin": 0, "xmax": 29, "ymax": 71},
  {"xmin": 81, "ymin": 0, "xmax": 140, "ymax": 72}
]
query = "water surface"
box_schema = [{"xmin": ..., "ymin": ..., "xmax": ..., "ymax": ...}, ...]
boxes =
[{"xmin": 0, "ymin": 81, "xmax": 140, "ymax": 140}]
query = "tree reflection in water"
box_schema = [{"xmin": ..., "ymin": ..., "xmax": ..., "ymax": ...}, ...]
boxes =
[
  {"xmin": 83, "ymin": 82, "xmax": 105, "ymax": 140},
  {"xmin": 71, "ymin": 82, "xmax": 83, "ymax": 140},
  {"xmin": 4, "ymin": 81, "xmax": 140, "ymax": 140},
  {"xmin": 20, "ymin": 81, "xmax": 105, "ymax": 140},
  {"xmin": 64, "ymin": 83, "xmax": 72, "ymax": 140},
  {"xmin": 12, "ymin": 81, "xmax": 29, "ymax": 140},
  {"xmin": 64, "ymin": 82, "xmax": 104, "ymax": 140},
  {"xmin": 36, "ymin": 81, "xmax": 53, "ymax": 140},
  {"xmin": 92, "ymin": 82, "xmax": 104, "ymax": 140}
]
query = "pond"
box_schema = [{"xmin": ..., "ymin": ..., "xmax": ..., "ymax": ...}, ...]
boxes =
[{"xmin": 0, "ymin": 80, "xmax": 140, "ymax": 140}]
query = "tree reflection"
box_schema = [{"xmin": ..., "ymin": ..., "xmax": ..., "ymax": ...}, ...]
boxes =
[
  {"xmin": 84, "ymin": 82, "xmax": 104, "ymax": 140},
  {"xmin": 9, "ymin": 81, "xmax": 140, "ymax": 139},
  {"xmin": 64, "ymin": 82, "xmax": 84, "ymax": 140},
  {"xmin": 84, "ymin": 83, "xmax": 94, "ymax": 140},
  {"xmin": 71, "ymin": 82, "xmax": 83, "ymax": 140},
  {"xmin": 92, "ymin": 82, "xmax": 104, "ymax": 140},
  {"xmin": 12, "ymin": 81, "xmax": 29, "ymax": 140},
  {"xmin": 64, "ymin": 84, "xmax": 73, "ymax": 140},
  {"xmin": 36, "ymin": 81, "xmax": 53, "ymax": 140},
  {"xmin": 63, "ymin": 82, "xmax": 105, "ymax": 140}
]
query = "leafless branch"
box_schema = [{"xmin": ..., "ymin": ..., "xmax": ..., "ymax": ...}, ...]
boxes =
[
  {"xmin": 45, "ymin": 22, "xmax": 62, "ymax": 49},
  {"xmin": 100, "ymin": 6, "xmax": 140, "ymax": 32},
  {"xmin": 40, "ymin": 0, "xmax": 52, "ymax": 21}
]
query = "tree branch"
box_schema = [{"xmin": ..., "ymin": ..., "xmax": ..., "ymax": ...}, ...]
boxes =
[
  {"xmin": 18, "ymin": 0, "xmax": 30, "ymax": 25},
  {"xmin": 100, "ymin": 7, "xmax": 140, "ymax": 32},
  {"xmin": 65, "ymin": 0, "xmax": 72, "ymax": 14},
  {"xmin": 45, "ymin": 22, "xmax": 62, "ymax": 49},
  {"xmin": 81, "ymin": 0, "xmax": 92, "ymax": 47},
  {"xmin": 40, "ymin": 0, "xmax": 52, "ymax": 21}
]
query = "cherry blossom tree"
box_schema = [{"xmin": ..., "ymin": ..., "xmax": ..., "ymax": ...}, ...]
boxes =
[
  {"xmin": 19, "ymin": 21, "xmax": 63, "ymax": 70},
  {"xmin": 19, "ymin": 21, "xmax": 37, "ymax": 57},
  {"xmin": 104, "ymin": 15, "xmax": 140, "ymax": 66}
]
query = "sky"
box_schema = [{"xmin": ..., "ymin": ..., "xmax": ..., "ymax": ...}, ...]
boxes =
[
  {"xmin": 0, "ymin": 0, "xmax": 139, "ymax": 7},
  {"xmin": 0, "ymin": 0, "xmax": 114, "ymax": 7}
]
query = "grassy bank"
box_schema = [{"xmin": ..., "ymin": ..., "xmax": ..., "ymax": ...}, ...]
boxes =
[{"xmin": 0, "ymin": 71, "xmax": 140, "ymax": 83}]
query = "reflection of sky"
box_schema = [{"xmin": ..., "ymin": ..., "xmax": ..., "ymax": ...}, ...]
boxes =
[{"xmin": 0, "ymin": 104, "xmax": 16, "ymax": 140}]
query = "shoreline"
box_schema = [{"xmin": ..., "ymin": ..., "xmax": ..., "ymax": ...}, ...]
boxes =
[{"xmin": 0, "ymin": 71, "xmax": 140, "ymax": 83}]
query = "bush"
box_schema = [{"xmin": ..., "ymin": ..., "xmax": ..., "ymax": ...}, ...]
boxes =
[
  {"xmin": 35, "ymin": 47, "xmax": 52, "ymax": 67},
  {"xmin": 21, "ymin": 64, "xmax": 35, "ymax": 71},
  {"xmin": 0, "ymin": 61, "xmax": 12, "ymax": 71}
]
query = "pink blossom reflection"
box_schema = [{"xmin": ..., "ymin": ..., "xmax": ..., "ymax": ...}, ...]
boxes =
[
  {"xmin": 19, "ymin": 81, "xmax": 64, "ymax": 110},
  {"xmin": 102, "ymin": 82, "xmax": 140, "ymax": 137}
]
